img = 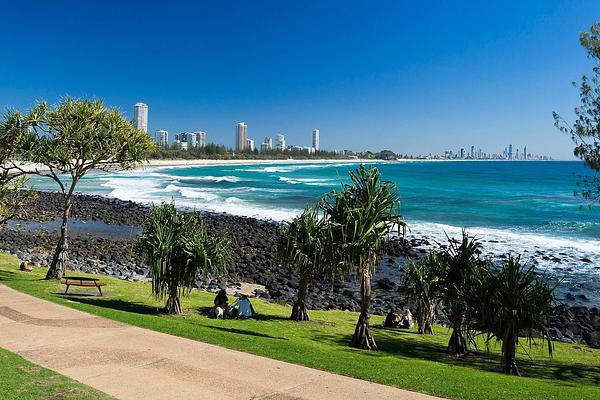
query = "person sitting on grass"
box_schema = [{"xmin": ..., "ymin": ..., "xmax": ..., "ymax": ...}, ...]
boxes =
[
  {"xmin": 19, "ymin": 260, "xmax": 33, "ymax": 272},
  {"xmin": 402, "ymin": 309, "xmax": 414, "ymax": 329},
  {"xmin": 213, "ymin": 288, "xmax": 229, "ymax": 319},
  {"xmin": 229, "ymin": 294, "xmax": 256, "ymax": 319}
]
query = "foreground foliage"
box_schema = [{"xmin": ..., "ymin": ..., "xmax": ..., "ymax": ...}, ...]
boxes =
[
  {"xmin": 277, "ymin": 207, "xmax": 330, "ymax": 321},
  {"xmin": 0, "ymin": 98, "xmax": 155, "ymax": 279},
  {"xmin": 401, "ymin": 251, "xmax": 443, "ymax": 335},
  {"xmin": 554, "ymin": 22, "xmax": 600, "ymax": 202},
  {"xmin": 135, "ymin": 202, "xmax": 230, "ymax": 314},
  {"xmin": 0, "ymin": 256, "xmax": 598, "ymax": 400},
  {"xmin": 321, "ymin": 164, "xmax": 406, "ymax": 350},
  {"xmin": 470, "ymin": 256, "xmax": 556, "ymax": 375}
]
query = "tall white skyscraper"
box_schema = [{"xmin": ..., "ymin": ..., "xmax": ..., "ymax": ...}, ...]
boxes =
[
  {"xmin": 312, "ymin": 129, "xmax": 320, "ymax": 151},
  {"xmin": 246, "ymin": 138, "xmax": 255, "ymax": 151},
  {"xmin": 187, "ymin": 132, "xmax": 198, "ymax": 148},
  {"xmin": 133, "ymin": 102, "xmax": 148, "ymax": 133},
  {"xmin": 155, "ymin": 130, "xmax": 169, "ymax": 148},
  {"xmin": 236, "ymin": 122, "xmax": 248, "ymax": 151},
  {"xmin": 276, "ymin": 133, "xmax": 286, "ymax": 150},
  {"xmin": 196, "ymin": 131, "xmax": 207, "ymax": 147},
  {"xmin": 260, "ymin": 137, "xmax": 273, "ymax": 152}
]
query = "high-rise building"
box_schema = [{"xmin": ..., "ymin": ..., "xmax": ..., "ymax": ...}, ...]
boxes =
[
  {"xmin": 460, "ymin": 148, "xmax": 465, "ymax": 159},
  {"xmin": 470, "ymin": 145, "xmax": 475, "ymax": 159},
  {"xmin": 508, "ymin": 144, "xmax": 513, "ymax": 160},
  {"xmin": 133, "ymin": 102, "xmax": 148, "ymax": 133},
  {"xmin": 523, "ymin": 146, "xmax": 527, "ymax": 160},
  {"xmin": 312, "ymin": 129, "xmax": 320, "ymax": 151},
  {"xmin": 155, "ymin": 130, "xmax": 169, "ymax": 148},
  {"xmin": 188, "ymin": 132, "xmax": 198, "ymax": 148},
  {"xmin": 261, "ymin": 137, "xmax": 272, "ymax": 152},
  {"xmin": 246, "ymin": 138, "xmax": 255, "ymax": 151},
  {"xmin": 276, "ymin": 134, "xmax": 286, "ymax": 150},
  {"xmin": 236, "ymin": 122, "xmax": 247, "ymax": 151},
  {"xmin": 196, "ymin": 131, "xmax": 206, "ymax": 147}
]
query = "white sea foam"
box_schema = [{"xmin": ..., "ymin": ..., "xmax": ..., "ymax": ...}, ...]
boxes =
[{"xmin": 279, "ymin": 177, "xmax": 336, "ymax": 186}]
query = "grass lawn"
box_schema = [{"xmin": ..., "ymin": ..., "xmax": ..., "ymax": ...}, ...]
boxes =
[
  {"xmin": 0, "ymin": 347, "xmax": 114, "ymax": 400},
  {"xmin": 0, "ymin": 252, "xmax": 598, "ymax": 400}
]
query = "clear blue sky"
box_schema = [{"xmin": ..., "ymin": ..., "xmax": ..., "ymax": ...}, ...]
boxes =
[{"xmin": 1, "ymin": 1, "xmax": 599, "ymax": 158}]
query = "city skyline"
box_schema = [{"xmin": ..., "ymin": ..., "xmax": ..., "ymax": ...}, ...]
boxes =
[{"xmin": 1, "ymin": 2, "xmax": 598, "ymax": 159}]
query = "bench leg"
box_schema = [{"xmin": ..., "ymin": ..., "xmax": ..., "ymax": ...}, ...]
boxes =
[
  {"xmin": 64, "ymin": 284, "xmax": 69, "ymax": 294},
  {"xmin": 97, "ymin": 285, "xmax": 103, "ymax": 297}
]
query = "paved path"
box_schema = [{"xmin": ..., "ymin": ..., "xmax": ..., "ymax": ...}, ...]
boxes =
[{"xmin": 0, "ymin": 285, "xmax": 442, "ymax": 400}]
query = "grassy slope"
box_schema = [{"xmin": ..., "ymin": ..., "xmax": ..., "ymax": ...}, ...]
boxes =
[
  {"xmin": 0, "ymin": 252, "xmax": 598, "ymax": 400},
  {"xmin": 0, "ymin": 347, "xmax": 114, "ymax": 400}
]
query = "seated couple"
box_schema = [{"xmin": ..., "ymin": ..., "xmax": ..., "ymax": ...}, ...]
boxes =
[{"xmin": 213, "ymin": 289, "xmax": 256, "ymax": 319}]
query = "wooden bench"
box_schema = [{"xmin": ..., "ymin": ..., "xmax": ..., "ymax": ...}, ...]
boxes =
[{"xmin": 62, "ymin": 276, "xmax": 106, "ymax": 296}]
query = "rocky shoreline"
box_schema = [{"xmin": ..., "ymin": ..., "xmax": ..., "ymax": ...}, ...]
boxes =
[{"xmin": 0, "ymin": 190, "xmax": 598, "ymax": 348}]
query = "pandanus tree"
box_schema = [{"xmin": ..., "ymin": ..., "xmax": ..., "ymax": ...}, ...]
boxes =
[
  {"xmin": 136, "ymin": 203, "xmax": 231, "ymax": 314},
  {"xmin": 322, "ymin": 164, "xmax": 405, "ymax": 350},
  {"xmin": 0, "ymin": 98, "xmax": 156, "ymax": 279},
  {"xmin": 401, "ymin": 251, "xmax": 443, "ymax": 335},
  {"xmin": 471, "ymin": 255, "xmax": 556, "ymax": 375},
  {"xmin": 440, "ymin": 230, "xmax": 488, "ymax": 355},
  {"xmin": 277, "ymin": 207, "xmax": 329, "ymax": 321}
]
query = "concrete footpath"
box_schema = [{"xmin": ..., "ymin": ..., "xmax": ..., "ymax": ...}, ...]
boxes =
[{"xmin": 0, "ymin": 284, "xmax": 442, "ymax": 400}]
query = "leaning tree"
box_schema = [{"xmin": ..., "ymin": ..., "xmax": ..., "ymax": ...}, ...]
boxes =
[
  {"xmin": 554, "ymin": 22, "xmax": 600, "ymax": 202},
  {"xmin": 277, "ymin": 206, "xmax": 330, "ymax": 321},
  {"xmin": 440, "ymin": 230, "xmax": 488, "ymax": 355},
  {"xmin": 322, "ymin": 164, "xmax": 405, "ymax": 350},
  {"xmin": 471, "ymin": 255, "xmax": 556, "ymax": 375},
  {"xmin": 401, "ymin": 251, "xmax": 444, "ymax": 335},
  {"xmin": 135, "ymin": 203, "xmax": 231, "ymax": 314},
  {"xmin": 0, "ymin": 98, "xmax": 156, "ymax": 279}
]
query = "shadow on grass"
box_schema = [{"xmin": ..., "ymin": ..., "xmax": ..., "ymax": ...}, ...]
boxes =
[
  {"xmin": 65, "ymin": 297, "xmax": 162, "ymax": 315},
  {"xmin": 316, "ymin": 327, "xmax": 599, "ymax": 386},
  {"xmin": 205, "ymin": 325, "xmax": 288, "ymax": 340},
  {"xmin": 197, "ymin": 306, "xmax": 290, "ymax": 322},
  {"xmin": 0, "ymin": 269, "xmax": 35, "ymax": 282}
]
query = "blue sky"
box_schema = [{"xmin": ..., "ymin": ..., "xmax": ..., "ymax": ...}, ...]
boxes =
[{"xmin": 1, "ymin": 1, "xmax": 599, "ymax": 158}]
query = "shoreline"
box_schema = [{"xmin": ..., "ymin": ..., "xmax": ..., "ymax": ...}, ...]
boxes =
[{"xmin": 7, "ymin": 157, "xmax": 576, "ymax": 174}]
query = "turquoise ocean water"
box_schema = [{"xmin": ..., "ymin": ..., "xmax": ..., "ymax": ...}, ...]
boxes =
[{"xmin": 29, "ymin": 160, "xmax": 600, "ymax": 302}]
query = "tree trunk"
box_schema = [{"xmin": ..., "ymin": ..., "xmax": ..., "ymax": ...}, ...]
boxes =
[
  {"xmin": 291, "ymin": 272, "xmax": 310, "ymax": 321},
  {"xmin": 447, "ymin": 304, "xmax": 468, "ymax": 355},
  {"xmin": 351, "ymin": 269, "xmax": 377, "ymax": 350},
  {"xmin": 417, "ymin": 302, "xmax": 435, "ymax": 335},
  {"xmin": 165, "ymin": 289, "xmax": 183, "ymax": 314},
  {"xmin": 502, "ymin": 334, "xmax": 520, "ymax": 375},
  {"xmin": 46, "ymin": 199, "xmax": 72, "ymax": 280}
]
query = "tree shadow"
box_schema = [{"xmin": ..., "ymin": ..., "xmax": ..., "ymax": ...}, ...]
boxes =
[
  {"xmin": 313, "ymin": 328, "xmax": 600, "ymax": 386},
  {"xmin": 66, "ymin": 296, "xmax": 162, "ymax": 315},
  {"xmin": 205, "ymin": 325, "xmax": 288, "ymax": 340}
]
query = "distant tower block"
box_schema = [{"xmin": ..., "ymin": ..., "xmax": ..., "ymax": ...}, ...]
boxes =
[
  {"xmin": 133, "ymin": 102, "xmax": 148, "ymax": 133},
  {"xmin": 312, "ymin": 129, "xmax": 320, "ymax": 151},
  {"xmin": 236, "ymin": 122, "xmax": 248, "ymax": 151},
  {"xmin": 276, "ymin": 133, "xmax": 286, "ymax": 150}
]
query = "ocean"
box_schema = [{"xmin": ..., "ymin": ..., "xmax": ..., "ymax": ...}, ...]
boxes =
[{"xmin": 27, "ymin": 160, "xmax": 600, "ymax": 303}]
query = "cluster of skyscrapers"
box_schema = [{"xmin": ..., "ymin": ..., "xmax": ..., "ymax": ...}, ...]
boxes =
[
  {"xmin": 235, "ymin": 123, "xmax": 320, "ymax": 154},
  {"xmin": 133, "ymin": 102, "xmax": 322, "ymax": 153},
  {"xmin": 441, "ymin": 144, "xmax": 547, "ymax": 160}
]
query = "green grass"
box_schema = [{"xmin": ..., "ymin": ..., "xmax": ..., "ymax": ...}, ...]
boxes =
[
  {"xmin": 0, "ymin": 347, "xmax": 114, "ymax": 400},
  {"xmin": 1, "ymin": 252, "xmax": 598, "ymax": 400}
]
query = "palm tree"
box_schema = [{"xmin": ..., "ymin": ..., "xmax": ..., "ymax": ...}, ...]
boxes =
[
  {"xmin": 440, "ymin": 230, "xmax": 488, "ymax": 355},
  {"xmin": 472, "ymin": 255, "xmax": 556, "ymax": 375},
  {"xmin": 135, "ymin": 203, "xmax": 230, "ymax": 314},
  {"xmin": 401, "ymin": 251, "xmax": 443, "ymax": 334},
  {"xmin": 277, "ymin": 207, "xmax": 329, "ymax": 321},
  {"xmin": 322, "ymin": 164, "xmax": 405, "ymax": 350}
]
